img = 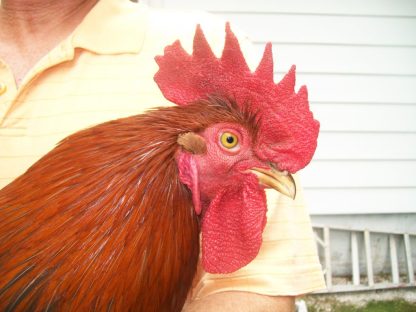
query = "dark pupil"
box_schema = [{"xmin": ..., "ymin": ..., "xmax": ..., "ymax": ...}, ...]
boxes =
[{"xmin": 226, "ymin": 136, "xmax": 234, "ymax": 144}]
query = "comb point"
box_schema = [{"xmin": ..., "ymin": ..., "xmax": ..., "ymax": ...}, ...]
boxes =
[
  {"xmin": 221, "ymin": 23, "xmax": 249, "ymax": 73},
  {"xmin": 255, "ymin": 42, "xmax": 274, "ymax": 81},
  {"xmin": 193, "ymin": 24, "xmax": 216, "ymax": 60},
  {"xmin": 278, "ymin": 65, "xmax": 296, "ymax": 93},
  {"xmin": 298, "ymin": 85, "xmax": 308, "ymax": 98}
]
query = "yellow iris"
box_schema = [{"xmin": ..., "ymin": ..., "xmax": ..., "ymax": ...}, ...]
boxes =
[{"xmin": 220, "ymin": 132, "xmax": 239, "ymax": 149}]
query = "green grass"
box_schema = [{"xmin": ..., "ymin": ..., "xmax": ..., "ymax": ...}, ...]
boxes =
[
  {"xmin": 307, "ymin": 300, "xmax": 416, "ymax": 312},
  {"xmin": 365, "ymin": 300, "xmax": 416, "ymax": 312}
]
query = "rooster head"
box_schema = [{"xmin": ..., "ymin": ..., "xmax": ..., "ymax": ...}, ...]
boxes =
[{"xmin": 154, "ymin": 24, "xmax": 319, "ymax": 274}]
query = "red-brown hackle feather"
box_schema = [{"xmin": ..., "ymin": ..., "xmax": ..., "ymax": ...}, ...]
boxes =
[
  {"xmin": 0, "ymin": 101, "xmax": 251, "ymax": 311},
  {"xmin": 154, "ymin": 23, "xmax": 320, "ymax": 173}
]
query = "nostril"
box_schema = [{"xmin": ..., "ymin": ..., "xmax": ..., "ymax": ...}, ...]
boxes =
[
  {"xmin": 268, "ymin": 162, "xmax": 288, "ymax": 175},
  {"xmin": 268, "ymin": 162, "xmax": 277, "ymax": 170}
]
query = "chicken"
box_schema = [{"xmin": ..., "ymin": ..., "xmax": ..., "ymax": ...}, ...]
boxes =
[{"xmin": 0, "ymin": 24, "xmax": 319, "ymax": 311}]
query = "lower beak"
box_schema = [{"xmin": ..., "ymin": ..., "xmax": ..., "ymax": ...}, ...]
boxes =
[{"xmin": 250, "ymin": 167, "xmax": 296, "ymax": 199}]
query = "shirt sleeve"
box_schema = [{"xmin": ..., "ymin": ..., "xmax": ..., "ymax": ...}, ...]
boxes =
[{"xmin": 188, "ymin": 174, "xmax": 326, "ymax": 300}]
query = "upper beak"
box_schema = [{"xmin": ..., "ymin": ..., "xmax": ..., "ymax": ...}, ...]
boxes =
[{"xmin": 250, "ymin": 166, "xmax": 296, "ymax": 200}]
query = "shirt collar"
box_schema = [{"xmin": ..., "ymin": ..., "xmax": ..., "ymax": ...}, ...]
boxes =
[{"xmin": 71, "ymin": 0, "xmax": 147, "ymax": 54}]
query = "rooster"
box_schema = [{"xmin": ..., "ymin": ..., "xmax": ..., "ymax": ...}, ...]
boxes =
[{"xmin": 0, "ymin": 24, "xmax": 319, "ymax": 311}]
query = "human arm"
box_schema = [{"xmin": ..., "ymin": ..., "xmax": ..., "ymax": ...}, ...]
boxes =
[{"xmin": 183, "ymin": 292, "xmax": 295, "ymax": 312}]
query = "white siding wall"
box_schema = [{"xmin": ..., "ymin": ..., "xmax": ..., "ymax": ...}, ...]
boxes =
[{"xmin": 145, "ymin": 0, "xmax": 416, "ymax": 215}]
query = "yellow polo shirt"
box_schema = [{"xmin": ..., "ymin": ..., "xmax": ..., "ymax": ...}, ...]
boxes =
[{"xmin": 0, "ymin": 0, "xmax": 325, "ymax": 301}]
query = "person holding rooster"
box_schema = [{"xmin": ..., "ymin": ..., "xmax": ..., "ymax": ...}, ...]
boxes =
[{"xmin": 0, "ymin": 0, "xmax": 325, "ymax": 311}]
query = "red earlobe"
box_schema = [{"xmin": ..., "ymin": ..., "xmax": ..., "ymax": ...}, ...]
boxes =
[{"xmin": 176, "ymin": 152, "xmax": 202, "ymax": 215}]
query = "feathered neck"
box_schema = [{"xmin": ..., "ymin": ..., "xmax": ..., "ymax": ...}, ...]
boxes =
[{"xmin": 0, "ymin": 101, "xmax": 243, "ymax": 311}]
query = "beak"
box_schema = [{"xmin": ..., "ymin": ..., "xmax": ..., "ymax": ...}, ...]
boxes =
[{"xmin": 250, "ymin": 166, "xmax": 296, "ymax": 200}]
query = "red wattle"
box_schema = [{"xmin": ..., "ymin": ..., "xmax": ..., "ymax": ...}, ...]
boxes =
[
  {"xmin": 201, "ymin": 174, "xmax": 267, "ymax": 273},
  {"xmin": 177, "ymin": 152, "xmax": 202, "ymax": 215}
]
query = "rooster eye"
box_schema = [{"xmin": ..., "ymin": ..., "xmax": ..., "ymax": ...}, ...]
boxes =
[{"xmin": 220, "ymin": 132, "xmax": 239, "ymax": 149}]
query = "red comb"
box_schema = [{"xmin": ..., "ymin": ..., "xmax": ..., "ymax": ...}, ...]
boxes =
[{"xmin": 154, "ymin": 23, "xmax": 319, "ymax": 173}]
